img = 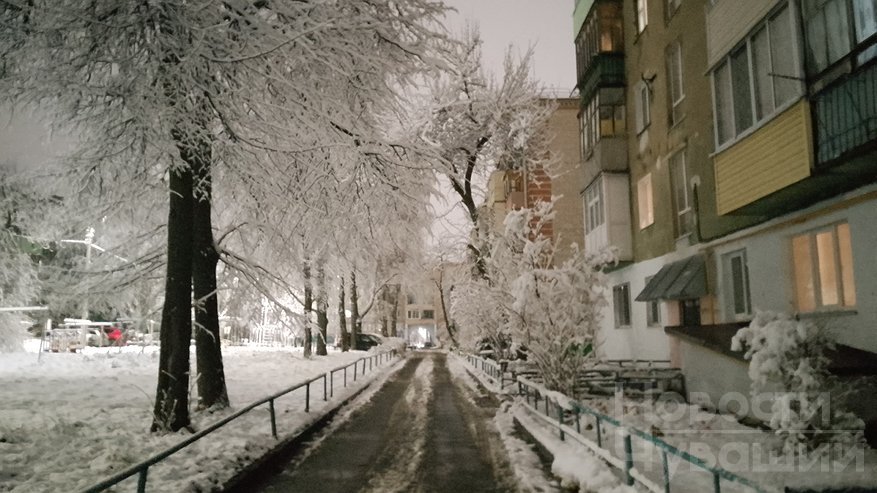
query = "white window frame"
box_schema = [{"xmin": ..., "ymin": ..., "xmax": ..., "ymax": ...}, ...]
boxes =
[
  {"xmin": 666, "ymin": 0, "xmax": 681, "ymax": 19},
  {"xmin": 637, "ymin": 173, "xmax": 654, "ymax": 229},
  {"xmin": 636, "ymin": 0, "xmax": 649, "ymax": 34},
  {"xmin": 584, "ymin": 179, "xmax": 605, "ymax": 233},
  {"xmin": 667, "ymin": 40, "xmax": 685, "ymax": 125},
  {"xmin": 635, "ymin": 81, "xmax": 651, "ymax": 134},
  {"xmin": 669, "ymin": 151, "xmax": 691, "ymax": 237},
  {"xmin": 422, "ymin": 310, "xmax": 434, "ymax": 319},
  {"xmin": 613, "ymin": 283, "xmax": 632, "ymax": 328},
  {"xmin": 723, "ymin": 250, "xmax": 752, "ymax": 320},
  {"xmin": 710, "ymin": 1, "xmax": 803, "ymax": 149},
  {"xmin": 791, "ymin": 223, "xmax": 856, "ymax": 312},
  {"xmin": 407, "ymin": 309, "xmax": 420, "ymax": 319}
]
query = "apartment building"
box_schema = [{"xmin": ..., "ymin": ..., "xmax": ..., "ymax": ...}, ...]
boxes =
[
  {"xmin": 485, "ymin": 97, "xmax": 583, "ymax": 264},
  {"xmin": 573, "ymin": 0, "xmax": 877, "ymax": 418}
]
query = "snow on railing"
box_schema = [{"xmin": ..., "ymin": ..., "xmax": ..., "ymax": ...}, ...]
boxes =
[
  {"xmin": 80, "ymin": 348, "xmax": 400, "ymax": 493},
  {"xmin": 515, "ymin": 375, "xmax": 773, "ymax": 493}
]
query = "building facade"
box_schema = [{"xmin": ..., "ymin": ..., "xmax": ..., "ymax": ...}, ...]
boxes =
[{"xmin": 572, "ymin": 0, "xmax": 877, "ymax": 417}]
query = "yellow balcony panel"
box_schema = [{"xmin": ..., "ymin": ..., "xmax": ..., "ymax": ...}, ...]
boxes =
[{"xmin": 714, "ymin": 100, "xmax": 814, "ymax": 215}]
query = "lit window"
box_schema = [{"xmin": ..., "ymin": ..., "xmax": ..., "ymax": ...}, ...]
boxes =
[
  {"xmin": 636, "ymin": 0, "xmax": 649, "ymax": 34},
  {"xmin": 666, "ymin": 41, "xmax": 684, "ymax": 125},
  {"xmin": 637, "ymin": 173, "xmax": 654, "ymax": 229},
  {"xmin": 723, "ymin": 250, "xmax": 752, "ymax": 319},
  {"xmin": 792, "ymin": 223, "xmax": 856, "ymax": 312},
  {"xmin": 669, "ymin": 151, "xmax": 691, "ymax": 237},
  {"xmin": 613, "ymin": 283, "xmax": 632, "ymax": 328},
  {"xmin": 580, "ymin": 88, "xmax": 626, "ymax": 157}
]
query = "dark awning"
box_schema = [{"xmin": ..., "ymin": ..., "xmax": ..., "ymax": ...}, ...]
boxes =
[{"xmin": 635, "ymin": 255, "xmax": 707, "ymax": 302}]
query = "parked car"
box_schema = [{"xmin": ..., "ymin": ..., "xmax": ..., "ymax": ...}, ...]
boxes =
[{"xmin": 354, "ymin": 333, "xmax": 383, "ymax": 351}]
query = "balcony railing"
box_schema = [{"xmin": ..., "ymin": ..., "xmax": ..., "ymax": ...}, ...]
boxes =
[
  {"xmin": 578, "ymin": 53, "xmax": 625, "ymax": 102},
  {"xmin": 812, "ymin": 59, "xmax": 877, "ymax": 166}
]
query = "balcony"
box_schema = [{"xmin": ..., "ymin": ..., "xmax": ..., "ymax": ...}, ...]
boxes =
[
  {"xmin": 578, "ymin": 53, "xmax": 625, "ymax": 103},
  {"xmin": 813, "ymin": 61, "xmax": 877, "ymax": 168},
  {"xmin": 584, "ymin": 173, "xmax": 631, "ymax": 261},
  {"xmin": 582, "ymin": 136, "xmax": 627, "ymax": 187}
]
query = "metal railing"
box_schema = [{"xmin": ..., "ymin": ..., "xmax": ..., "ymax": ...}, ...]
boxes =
[
  {"xmin": 516, "ymin": 376, "xmax": 769, "ymax": 493},
  {"xmin": 462, "ymin": 353, "xmax": 513, "ymax": 389},
  {"xmin": 81, "ymin": 348, "xmax": 400, "ymax": 493}
]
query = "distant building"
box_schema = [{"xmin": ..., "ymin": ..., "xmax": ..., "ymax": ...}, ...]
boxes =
[{"xmin": 485, "ymin": 97, "xmax": 585, "ymax": 264}]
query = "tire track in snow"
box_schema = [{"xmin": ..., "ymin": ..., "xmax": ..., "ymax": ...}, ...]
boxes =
[{"xmin": 360, "ymin": 355, "xmax": 434, "ymax": 493}]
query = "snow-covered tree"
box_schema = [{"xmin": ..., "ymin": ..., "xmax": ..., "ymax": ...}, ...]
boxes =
[
  {"xmin": 732, "ymin": 311, "xmax": 864, "ymax": 455},
  {"xmin": 2, "ymin": 0, "xmax": 447, "ymax": 431},
  {"xmin": 414, "ymin": 28, "xmax": 553, "ymax": 279},
  {"xmin": 452, "ymin": 200, "xmax": 612, "ymax": 396}
]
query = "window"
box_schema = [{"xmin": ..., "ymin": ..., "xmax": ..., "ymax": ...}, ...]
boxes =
[
  {"xmin": 730, "ymin": 45, "xmax": 753, "ymax": 133},
  {"xmin": 712, "ymin": 3, "xmax": 801, "ymax": 146},
  {"xmin": 637, "ymin": 173, "xmax": 654, "ymax": 229},
  {"xmin": 613, "ymin": 283, "xmax": 632, "ymax": 328},
  {"xmin": 792, "ymin": 223, "xmax": 856, "ymax": 312},
  {"xmin": 853, "ymin": 0, "xmax": 877, "ymax": 64},
  {"xmin": 636, "ymin": 0, "xmax": 648, "ymax": 34},
  {"xmin": 666, "ymin": 40, "xmax": 684, "ymax": 125},
  {"xmin": 421, "ymin": 310, "xmax": 434, "ymax": 319},
  {"xmin": 666, "ymin": 0, "xmax": 681, "ymax": 20},
  {"xmin": 635, "ymin": 81, "xmax": 651, "ymax": 134},
  {"xmin": 803, "ymin": 0, "xmax": 877, "ymax": 73},
  {"xmin": 669, "ymin": 151, "xmax": 691, "ymax": 237},
  {"xmin": 645, "ymin": 276, "xmax": 661, "ymax": 326},
  {"xmin": 803, "ymin": 0, "xmax": 851, "ymax": 75},
  {"xmin": 580, "ymin": 88, "xmax": 626, "ymax": 157},
  {"xmin": 584, "ymin": 179, "xmax": 605, "ymax": 233},
  {"xmin": 723, "ymin": 250, "xmax": 752, "ymax": 319},
  {"xmin": 406, "ymin": 294, "xmax": 416, "ymax": 304},
  {"xmin": 407, "ymin": 310, "xmax": 420, "ymax": 319}
]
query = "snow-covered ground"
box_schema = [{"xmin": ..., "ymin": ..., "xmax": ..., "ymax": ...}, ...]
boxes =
[
  {"xmin": 458, "ymin": 354, "xmax": 877, "ymax": 492},
  {"xmin": 0, "ymin": 339, "xmax": 402, "ymax": 492}
]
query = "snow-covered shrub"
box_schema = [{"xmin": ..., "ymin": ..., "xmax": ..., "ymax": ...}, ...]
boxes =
[
  {"xmin": 451, "ymin": 199, "xmax": 613, "ymax": 396},
  {"xmin": 501, "ymin": 203, "xmax": 612, "ymax": 396},
  {"xmin": 732, "ymin": 311, "xmax": 864, "ymax": 455}
]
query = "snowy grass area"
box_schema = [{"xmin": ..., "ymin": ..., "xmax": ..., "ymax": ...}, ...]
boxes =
[{"xmin": 0, "ymin": 339, "xmax": 401, "ymax": 492}]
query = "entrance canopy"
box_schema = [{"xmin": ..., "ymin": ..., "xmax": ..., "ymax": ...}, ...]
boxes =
[{"xmin": 635, "ymin": 255, "xmax": 707, "ymax": 302}]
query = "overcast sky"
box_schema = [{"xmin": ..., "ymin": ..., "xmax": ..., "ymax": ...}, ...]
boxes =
[
  {"xmin": 441, "ymin": 0, "xmax": 576, "ymax": 92},
  {"xmin": 429, "ymin": 1, "xmax": 576, "ymax": 246}
]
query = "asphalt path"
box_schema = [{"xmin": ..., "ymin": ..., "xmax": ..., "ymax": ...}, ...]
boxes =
[{"xmin": 247, "ymin": 352, "xmax": 514, "ymax": 493}]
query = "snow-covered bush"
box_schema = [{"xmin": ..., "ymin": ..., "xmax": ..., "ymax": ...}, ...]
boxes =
[
  {"xmin": 451, "ymin": 199, "xmax": 613, "ymax": 396},
  {"xmin": 731, "ymin": 311, "xmax": 864, "ymax": 455}
]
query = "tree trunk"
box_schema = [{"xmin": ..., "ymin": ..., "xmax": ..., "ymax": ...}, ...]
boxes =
[
  {"xmin": 303, "ymin": 258, "xmax": 313, "ymax": 357},
  {"xmin": 380, "ymin": 315, "xmax": 389, "ymax": 337},
  {"xmin": 390, "ymin": 284, "xmax": 399, "ymax": 338},
  {"xmin": 349, "ymin": 270, "xmax": 360, "ymax": 350},
  {"xmin": 191, "ymin": 147, "xmax": 229, "ymax": 410},
  {"xmin": 315, "ymin": 263, "xmax": 328, "ymax": 356},
  {"xmin": 151, "ymin": 158, "xmax": 194, "ymax": 433},
  {"xmin": 437, "ymin": 280, "xmax": 458, "ymax": 347},
  {"xmin": 338, "ymin": 277, "xmax": 349, "ymax": 352}
]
